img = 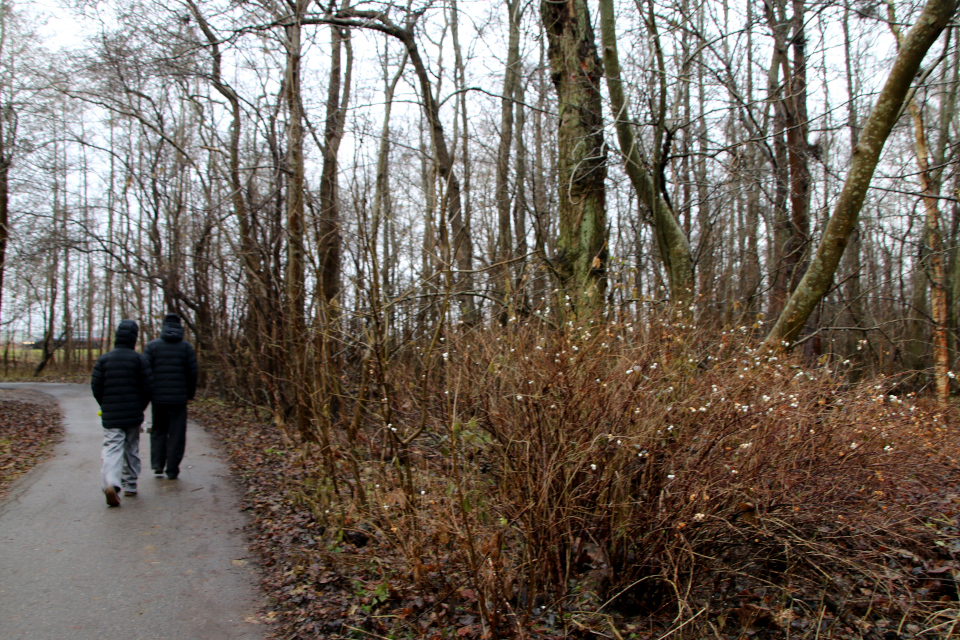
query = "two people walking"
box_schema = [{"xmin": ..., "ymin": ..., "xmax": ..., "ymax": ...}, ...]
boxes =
[{"xmin": 91, "ymin": 314, "xmax": 198, "ymax": 506}]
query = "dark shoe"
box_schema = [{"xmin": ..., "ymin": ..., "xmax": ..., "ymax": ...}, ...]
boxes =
[
  {"xmin": 105, "ymin": 486, "xmax": 121, "ymax": 507},
  {"xmin": 123, "ymin": 489, "xmax": 137, "ymax": 496},
  {"xmin": 166, "ymin": 472, "xmax": 178, "ymax": 480},
  {"xmin": 153, "ymin": 469, "xmax": 164, "ymax": 477}
]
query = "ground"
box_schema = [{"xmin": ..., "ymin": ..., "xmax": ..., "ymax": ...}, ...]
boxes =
[
  {"xmin": 0, "ymin": 386, "xmax": 63, "ymax": 501},
  {"xmin": 0, "ymin": 383, "xmax": 266, "ymax": 640}
]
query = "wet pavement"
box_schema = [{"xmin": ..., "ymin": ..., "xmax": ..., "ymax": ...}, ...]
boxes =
[{"xmin": 0, "ymin": 383, "xmax": 265, "ymax": 640}]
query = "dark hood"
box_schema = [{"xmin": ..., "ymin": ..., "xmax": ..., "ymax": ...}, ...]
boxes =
[
  {"xmin": 114, "ymin": 319, "xmax": 139, "ymax": 348},
  {"xmin": 160, "ymin": 313, "xmax": 184, "ymax": 343}
]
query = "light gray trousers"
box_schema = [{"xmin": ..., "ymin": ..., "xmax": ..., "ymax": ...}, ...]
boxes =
[{"xmin": 101, "ymin": 426, "xmax": 141, "ymax": 493}]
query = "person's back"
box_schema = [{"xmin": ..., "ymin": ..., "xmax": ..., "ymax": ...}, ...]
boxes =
[
  {"xmin": 92, "ymin": 319, "xmax": 153, "ymax": 506},
  {"xmin": 92, "ymin": 320, "xmax": 152, "ymax": 427},
  {"xmin": 143, "ymin": 314, "xmax": 198, "ymax": 480},
  {"xmin": 144, "ymin": 315, "xmax": 198, "ymax": 404}
]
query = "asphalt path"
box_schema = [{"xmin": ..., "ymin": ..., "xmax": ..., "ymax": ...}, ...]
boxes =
[{"xmin": 0, "ymin": 383, "xmax": 265, "ymax": 640}]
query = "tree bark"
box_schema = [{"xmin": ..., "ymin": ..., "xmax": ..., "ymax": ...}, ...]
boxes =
[
  {"xmin": 541, "ymin": 0, "xmax": 608, "ymax": 303},
  {"xmin": 448, "ymin": 0, "xmax": 478, "ymax": 323},
  {"xmin": 373, "ymin": 46, "xmax": 406, "ymax": 338},
  {"xmin": 283, "ymin": 0, "xmax": 310, "ymax": 439},
  {"xmin": 766, "ymin": 0, "xmax": 811, "ymax": 317},
  {"xmin": 841, "ymin": 3, "xmax": 866, "ymax": 359},
  {"xmin": 0, "ymin": 0, "xmax": 14, "ymax": 327},
  {"xmin": 318, "ymin": 19, "xmax": 351, "ymax": 306}
]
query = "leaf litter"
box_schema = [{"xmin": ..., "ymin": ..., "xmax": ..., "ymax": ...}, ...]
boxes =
[{"xmin": 0, "ymin": 391, "xmax": 63, "ymax": 502}]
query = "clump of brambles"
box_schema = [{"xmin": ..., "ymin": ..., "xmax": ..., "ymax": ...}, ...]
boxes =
[{"xmin": 197, "ymin": 315, "xmax": 960, "ymax": 640}]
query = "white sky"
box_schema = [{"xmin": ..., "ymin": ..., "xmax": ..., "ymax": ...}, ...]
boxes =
[{"xmin": 33, "ymin": 0, "xmax": 96, "ymax": 51}]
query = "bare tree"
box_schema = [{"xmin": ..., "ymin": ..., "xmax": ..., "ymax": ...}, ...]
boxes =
[
  {"xmin": 495, "ymin": 0, "xmax": 523, "ymax": 317},
  {"xmin": 765, "ymin": 0, "xmax": 959, "ymax": 349},
  {"xmin": 0, "ymin": 0, "xmax": 41, "ymax": 326},
  {"xmin": 319, "ymin": 5, "xmax": 477, "ymax": 321},
  {"xmin": 599, "ymin": 0, "xmax": 693, "ymax": 306}
]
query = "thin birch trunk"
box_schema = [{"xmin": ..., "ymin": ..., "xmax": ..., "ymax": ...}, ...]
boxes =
[{"xmin": 495, "ymin": 0, "xmax": 523, "ymax": 316}]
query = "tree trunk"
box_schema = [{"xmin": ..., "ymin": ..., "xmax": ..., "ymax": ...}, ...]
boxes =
[
  {"xmin": 0, "ymin": 0, "xmax": 13, "ymax": 327},
  {"xmin": 495, "ymin": 0, "xmax": 523, "ymax": 315},
  {"xmin": 541, "ymin": 0, "xmax": 608, "ymax": 304},
  {"xmin": 373, "ymin": 47, "xmax": 407, "ymax": 341},
  {"xmin": 769, "ymin": 59, "xmax": 791, "ymax": 317},
  {"xmin": 318, "ymin": 20, "xmax": 350, "ymax": 307},
  {"xmin": 513, "ymin": 70, "xmax": 530, "ymax": 312},
  {"xmin": 889, "ymin": 6, "xmax": 952, "ymax": 404},
  {"xmin": 283, "ymin": 1, "xmax": 309, "ymax": 439},
  {"xmin": 598, "ymin": 0, "xmax": 691, "ymax": 306},
  {"xmin": 841, "ymin": 3, "xmax": 866, "ymax": 359},
  {"xmin": 765, "ymin": 0, "xmax": 959, "ymax": 349},
  {"xmin": 785, "ymin": 0, "xmax": 812, "ymax": 295},
  {"xmin": 0, "ymin": 159, "xmax": 8, "ymax": 324},
  {"xmin": 448, "ymin": 0, "xmax": 478, "ymax": 323},
  {"xmin": 766, "ymin": 0, "xmax": 811, "ymax": 317}
]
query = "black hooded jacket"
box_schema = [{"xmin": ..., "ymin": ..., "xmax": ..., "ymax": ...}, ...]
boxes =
[
  {"xmin": 91, "ymin": 320, "xmax": 154, "ymax": 428},
  {"xmin": 143, "ymin": 314, "xmax": 198, "ymax": 405}
]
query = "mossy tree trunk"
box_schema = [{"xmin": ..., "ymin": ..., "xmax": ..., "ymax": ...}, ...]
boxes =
[
  {"xmin": 540, "ymin": 0, "xmax": 608, "ymax": 305},
  {"xmin": 598, "ymin": 0, "xmax": 693, "ymax": 307},
  {"xmin": 765, "ymin": 0, "xmax": 958, "ymax": 349}
]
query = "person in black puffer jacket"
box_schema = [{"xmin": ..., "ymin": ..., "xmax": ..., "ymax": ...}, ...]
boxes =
[
  {"xmin": 144, "ymin": 313, "xmax": 199, "ymax": 480},
  {"xmin": 92, "ymin": 319, "xmax": 153, "ymax": 507}
]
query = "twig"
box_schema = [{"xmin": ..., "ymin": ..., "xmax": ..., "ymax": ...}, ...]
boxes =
[{"xmin": 654, "ymin": 607, "xmax": 707, "ymax": 639}]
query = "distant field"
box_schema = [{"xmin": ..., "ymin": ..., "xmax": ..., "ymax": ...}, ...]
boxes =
[{"xmin": 0, "ymin": 346, "xmax": 106, "ymax": 380}]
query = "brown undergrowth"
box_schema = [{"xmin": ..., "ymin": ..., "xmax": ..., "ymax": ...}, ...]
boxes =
[
  {"xmin": 196, "ymin": 318, "xmax": 960, "ymax": 639},
  {"xmin": 0, "ymin": 397, "xmax": 63, "ymax": 501}
]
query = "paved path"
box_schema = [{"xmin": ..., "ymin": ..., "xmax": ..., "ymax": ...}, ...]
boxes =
[{"xmin": 0, "ymin": 383, "xmax": 265, "ymax": 640}]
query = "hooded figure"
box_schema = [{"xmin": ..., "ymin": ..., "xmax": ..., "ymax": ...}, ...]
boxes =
[
  {"xmin": 145, "ymin": 314, "xmax": 198, "ymax": 403},
  {"xmin": 143, "ymin": 313, "xmax": 198, "ymax": 480},
  {"xmin": 92, "ymin": 319, "xmax": 154, "ymax": 506},
  {"xmin": 92, "ymin": 319, "xmax": 153, "ymax": 427}
]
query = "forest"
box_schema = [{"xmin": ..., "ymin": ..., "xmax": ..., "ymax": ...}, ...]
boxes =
[{"xmin": 2, "ymin": 0, "xmax": 960, "ymax": 637}]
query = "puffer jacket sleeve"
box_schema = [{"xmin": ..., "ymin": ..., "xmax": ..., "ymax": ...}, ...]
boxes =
[
  {"xmin": 139, "ymin": 354, "xmax": 154, "ymax": 409},
  {"xmin": 185, "ymin": 343, "xmax": 199, "ymax": 400},
  {"xmin": 91, "ymin": 356, "xmax": 105, "ymax": 405}
]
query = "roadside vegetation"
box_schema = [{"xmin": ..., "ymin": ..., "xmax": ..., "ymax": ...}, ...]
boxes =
[
  {"xmin": 194, "ymin": 316, "xmax": 960, "ymax": 640},
  {"xmin": 0, "ymin": 346, "xmax": 99, "ymax": 383}
]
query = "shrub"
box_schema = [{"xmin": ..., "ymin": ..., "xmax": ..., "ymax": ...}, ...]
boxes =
[{"xmin": 199, "ymin": 313, "xmax": 960, "ymax": 639}]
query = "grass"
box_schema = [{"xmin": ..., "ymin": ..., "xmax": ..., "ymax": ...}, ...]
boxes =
[{"xmin": 0, "ymin": 346, "xmax": 106, "ymax": 382}]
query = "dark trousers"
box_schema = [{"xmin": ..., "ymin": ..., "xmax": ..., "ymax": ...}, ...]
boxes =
[{"xmin": 150, "ymin": 403, "xmax": 188, "ymax": 477}]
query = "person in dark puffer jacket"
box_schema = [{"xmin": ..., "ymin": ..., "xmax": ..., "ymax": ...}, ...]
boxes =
[
  {"xmin": 144, "ymin": 313, "xmax": 199, "ymax": 480},
  {"xmin": 92, "ymin": 319, "xmax": 153, "ymax": 507}
]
